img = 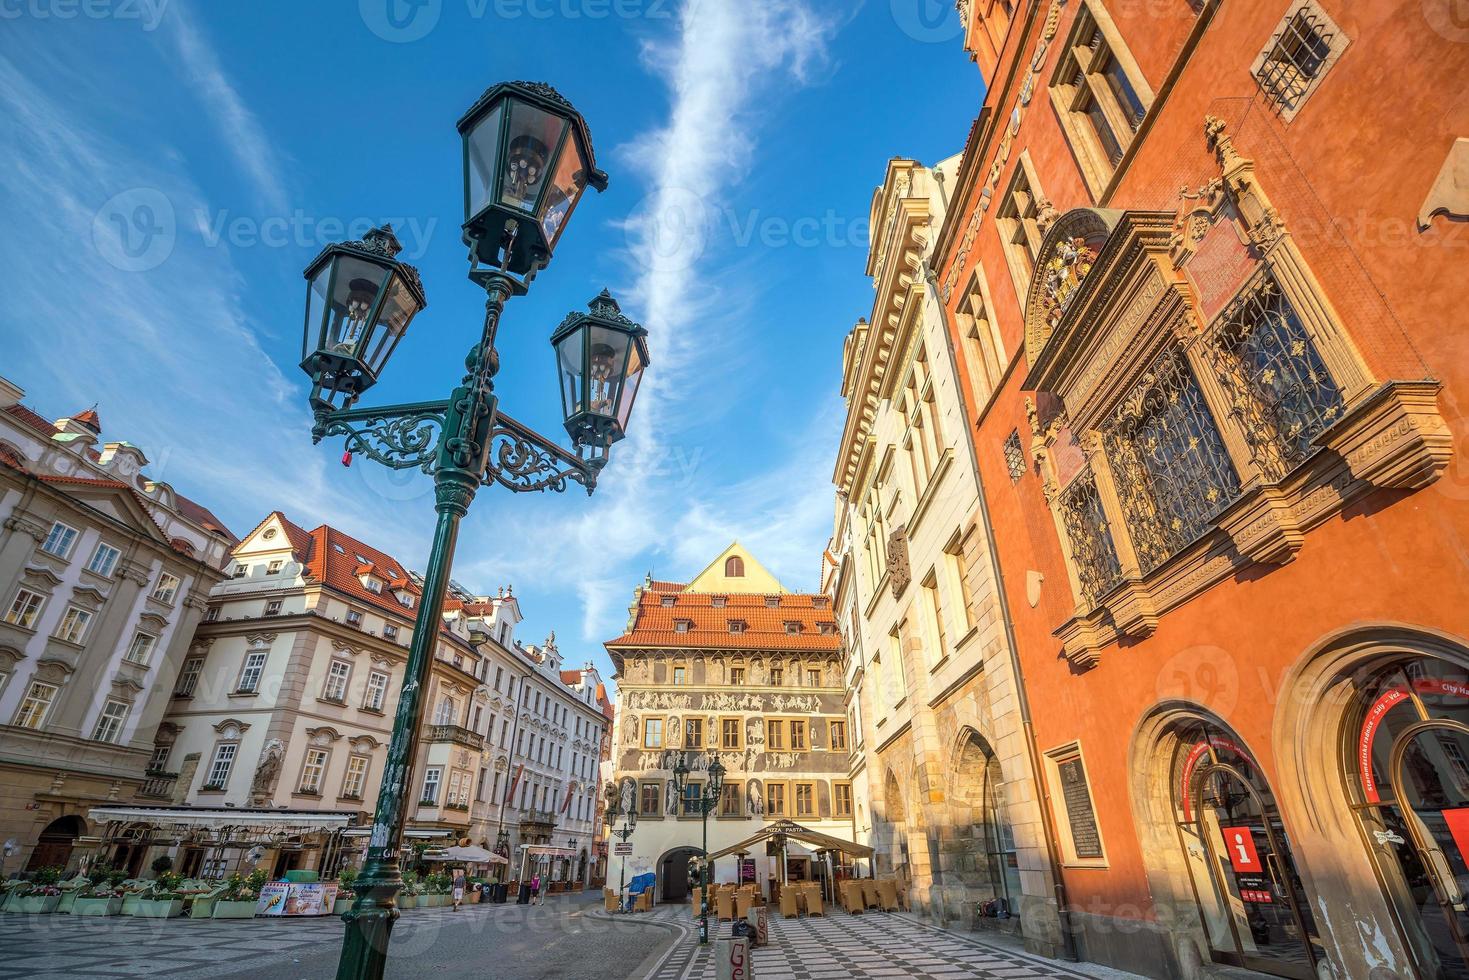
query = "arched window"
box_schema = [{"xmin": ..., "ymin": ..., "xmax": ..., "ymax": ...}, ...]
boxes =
[{"xmin": 725, "ymin": 556, "xmax": 745, "ymax": 577}]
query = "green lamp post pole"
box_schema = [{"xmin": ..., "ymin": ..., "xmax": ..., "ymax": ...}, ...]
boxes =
[
  {"xmin": 673, "ymin": 751, "xmax": 726, "ymax": 945},
  {"xmin": 604, "ymin": 797, "xmax": 637, "ymax": 912},
  {"xmin": 296, "ymin": 81, "xmax": 651, "ymax": 980}
]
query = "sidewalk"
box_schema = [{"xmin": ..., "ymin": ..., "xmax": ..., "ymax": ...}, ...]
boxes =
[{"xmin": 642, "ymin": 906, "xmax": 1147, "ymax": 980}]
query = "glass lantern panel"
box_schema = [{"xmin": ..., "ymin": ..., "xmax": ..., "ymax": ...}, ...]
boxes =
[
  {"xmin": 540, "ymin": 137, "xmax": 588, "ymax": 247},
  {"xmin": 616, "ymin": 342, "xmax": 647, "ymax": 432},
  {"xmin": 362, "ymin": 276, "xmax": 422, "ymax": 376},
  {"xmin": 325, "ymin": 256, "xmax": 392, "ymax": 358},
  {"xmin": 500, "ymin": 100, "xmax": 567, "ymax": 214},
  {"xmin": 465, "ymin": 103, "xmax": 504, "ymax": 221},
  {"xmin": 304, "ymin": 263, "xmax": 332, "ymax": 361},
  {"xmin": 586, "ymin": 325, "xmax": 635, "ymax": 420},
  {"xmin": 556, "ymin": 329, "xmax": 586, "ymax": 421}
]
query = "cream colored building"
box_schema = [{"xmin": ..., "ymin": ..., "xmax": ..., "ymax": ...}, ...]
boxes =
[
  {"xmin": 829, "ymin": 158, "xmax": 1063, "ymax": 955},
  {"xmin": 605, "ymin": 544, "xmax": 857, "ymax": 901},
  {"xmin": 0, "ymin": 376, "xmax": 234, "ymax": 872},
  {"xmin": 87, "ymin": 511, "xmax": 609, "ymax": 882}
]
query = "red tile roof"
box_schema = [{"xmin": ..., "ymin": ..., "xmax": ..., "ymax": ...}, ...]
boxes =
[
  {"xmin": 3, "ymin": 403, "xmax": 58, "ymax": 437},
  {"xmin": 606, "ymin": 583, "xmax": 840, "ymax": 653},
  {"xmin": 560, "ymin": 669, "xmax": 583, "ymax": 685},
  {"xmin": 70, "ymin": 408, "xmax": 101, "ymax": 430}
]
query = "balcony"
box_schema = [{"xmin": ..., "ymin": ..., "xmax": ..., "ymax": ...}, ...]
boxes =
[
  {"xmin": 427, "ymin": 724, "xmax": 484, "ymax": 750},
  {"xmin": 138, "ymin": 771, "xmax": 178, "ymax": 801},
  {"xmin": 520, "ymin": 810, "xmax": 558, "ymax": 830}
]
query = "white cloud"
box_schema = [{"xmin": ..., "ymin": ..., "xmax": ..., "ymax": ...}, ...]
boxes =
[{"xmin": 161, "ymin": 1, "xmax": 291, "ymax": 213}]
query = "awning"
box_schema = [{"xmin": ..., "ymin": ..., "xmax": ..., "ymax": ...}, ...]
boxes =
[
  {"xmin": 88, "ymin": 805, "xmax": 356, "ymax": 834},
  {"xmin": 706, "ymin": 820, "xmax": 873, "ymax": 862},
  {"xmin": 424, "ymin": 845, "xmax": 507, "ymax": 865},
  {"xmin": 519, "ymin": 844, "xmax": 577, "ymax": 856}
]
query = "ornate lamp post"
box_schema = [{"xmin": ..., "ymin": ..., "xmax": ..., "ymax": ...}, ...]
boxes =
[
  {"xmin": 672, "ymin": 751, "xmax": 726, "ymax": 945},
  {"xmin": 605, "ymin": 794, "xmax": 637, "ymax": 912},
  {"xmin": 302, "ymin": 81, "xmax": 649, "ymax": 980}
]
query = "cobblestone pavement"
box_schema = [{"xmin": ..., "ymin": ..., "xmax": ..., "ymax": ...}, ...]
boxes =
[
  {"xmin": 0, "ymin": 892, "xmax": 682, "ymax": 979},
  {"xmin": 645, "ymin": 907, "xmax": 1145, "ymax": 980}
]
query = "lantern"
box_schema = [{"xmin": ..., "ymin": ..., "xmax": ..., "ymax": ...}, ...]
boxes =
[
  {"xmin": 457, "ymin": 81, "xmax": 608, "ymax": 276},
  {"xmin": 550, "ymin": 290, "xmax": 649, "ymax": 452},
  {"xmin": 300, "ymin": 225, "xmax": 427, "ymax": 411}
]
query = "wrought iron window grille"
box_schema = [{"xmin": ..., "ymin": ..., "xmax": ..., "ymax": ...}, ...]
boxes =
[
  {"xmin": 1255, "ymin": 8, "xmax": 1333, "ymax": 111},
  {"xmin": 1058, "ymin": 472, "xmax": 1124, "ymax": 608}
]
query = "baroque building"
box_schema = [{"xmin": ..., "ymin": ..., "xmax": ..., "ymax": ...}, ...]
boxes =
[
  {"xmin": 0, "ymin": 376, "xmax": 235, "ymax": 871},
  {"xmin": 829, "ymin": 159, "xmax": 1063, "ymax": 955},
  {"xmin": 85, "ymin": 510, "xmax": 610, "ymax": 884},
  {"xmin": 933, "ymin": 1, "xmax": 1468, "ymax": 978},
  {"xmin": 605, "ymin": 544, "xmax": 852, "ymax": 900}
]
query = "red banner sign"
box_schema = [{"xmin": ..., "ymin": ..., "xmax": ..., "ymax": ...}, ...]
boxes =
[{"xmin": 1357, "ymin": 678, "xmax": 1469, "ymax": 803}]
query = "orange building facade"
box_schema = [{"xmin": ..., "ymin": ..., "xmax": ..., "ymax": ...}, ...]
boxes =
[{"xmin": 934, "ymin": 1, "xmax": 1469, "ymax": 978}]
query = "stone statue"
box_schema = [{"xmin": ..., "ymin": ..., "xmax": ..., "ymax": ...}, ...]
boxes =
[{"xmin": 250, "ymin": 741, "xmax": 283, "ymax": 799}]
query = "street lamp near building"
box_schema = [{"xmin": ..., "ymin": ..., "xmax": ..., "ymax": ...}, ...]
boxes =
[
  {"xmin": 299, "ymin": 80, "xmax": 649, "ymax": 980},
  {"xmin": 605, "ymin": 795, "xmax": 637, "ymax": 912},
  {"xmin": 672, "ymin": 751, "xmax": 726, "ymax": 945}
]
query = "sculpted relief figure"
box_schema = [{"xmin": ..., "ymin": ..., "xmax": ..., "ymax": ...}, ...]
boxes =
[
  {"xmin": 624, "ymin": 715, "xmax": 639, "ymax": 747},
  {"xmin": 746, "ymin": 779, "xmax": 764, "ymax": 817},
  {"xmin": 667, "ymin": 715, "xmax": 682, "ymax": 748}
]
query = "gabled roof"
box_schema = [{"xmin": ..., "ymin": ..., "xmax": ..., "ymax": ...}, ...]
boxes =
[{"xmin": 606, "ymin": 584, "xmax": 839, "ymax": 653}]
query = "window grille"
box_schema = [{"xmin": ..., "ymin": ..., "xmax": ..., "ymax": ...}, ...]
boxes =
[
  {"xmin": 1206, "ymin": 273, "xmax": 1344, "ymax": 480},
  {"xmin": 1003, "ymin": 431, "xmax": 1026, "ymax": 483},
  {"xmin": 1255, "ymin": 8, "xmax": 1333, "ymax": 110},
  {"xmin": 1058, "ymin": 473, "xmax": 1124, "ymax": 607},
  {"xmin": 1103, "ymin": 349, "xmax": 1241, "ymax": 573}
]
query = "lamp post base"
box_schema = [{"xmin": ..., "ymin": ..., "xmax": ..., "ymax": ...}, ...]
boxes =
[{"xmin": 336, "ymin": 865, "xmax": 403, "ymax": 980}]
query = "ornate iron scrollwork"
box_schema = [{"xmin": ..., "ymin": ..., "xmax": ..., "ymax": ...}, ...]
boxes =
[
  {"xmin": 313, "ymin": 402, "xmax": 448, "ymax": 473},
  {"xmin": 1058, "ymin": 472, "xmax": 1123, "ymax": 608},
  {"xmin": 482, "ymin": 410, "xmax": 599, "ymax": 495}
]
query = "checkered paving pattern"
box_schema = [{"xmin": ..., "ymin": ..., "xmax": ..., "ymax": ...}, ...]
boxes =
[
  {"xmin": 0, "ymin": 901, "xmax": 516, "ymax": 978},
  {"xmin": 651, "ymin": 910, "xmax": 1115, "ymax": 980}
]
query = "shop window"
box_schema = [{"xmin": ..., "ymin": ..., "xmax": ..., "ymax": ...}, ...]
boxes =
[
  {"xmin": 1102, "ymin": 347, "xmax": 1241, "ymax": 574},
  {"xmin": 1171, "ymin": 717, "xmax": 1324, "ymax": 974},
  {"xmin": 1204, "ymin": 271, "xmax": 1345, "ymax": 481},
  {"xmin": 1050, "ymin": 3, "xmax": 1151, "ymax": 196}
]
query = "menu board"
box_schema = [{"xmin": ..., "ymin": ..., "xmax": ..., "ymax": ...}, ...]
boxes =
[
  {"xmin": 256, "ymin": 882, "xmax": 290, "ymax": 916},
  {"xmin": 254, "ymin": 881, "xmax": 339, "ymax": 917},
  {"xmin": 1058, "ymin": 755, "xmax": 1104, "ymax": 859}
]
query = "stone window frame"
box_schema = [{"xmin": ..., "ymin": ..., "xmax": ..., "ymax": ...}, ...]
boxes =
[
  {"xmin": 994, "ymin": 150, "xmax": 1049, "ymax": 308},
  {"xmin": 202, "ymin": 739, "xmax": 239, "ymax": 791},
  {"xmin": 340, "ymin": 753, "xmax": 371, "ymax": 801},
  {"xmin": 1047, "ymin": 0, "xmax": 1154, "ymax": 200},
  {"xmin": 13, "ymin": 679, "xmax": 59, "ymax": 729},
  {"xmin": 638, "ymin": 779, "xmax": 663, "ymax": 818},
  {"xmin": 793, "ymin": 780, "xmax": 818, "ymax": 819},
  {"xmin": 85, "ymin": 541, "xmax": 121, "ymax": 578},
  {"xmin": 833, "ymin": 779, "xmax": 854, "ymax": 818},
  {"xmin": 53, "ymin": 604, "xmax": 93, "ymax": 644},
  {"xmin": 956, "ymin": 265, "xmax": 1008, "ymax": 407},
  {"xmin": 717, "ymin": 778, "xmax": 743, "ymax": 818},
  {"xmin": 40, "ymin": 520, "xmax": 79, "ymax": 561},
  {"xmin": 1249, "ymin": 0, "xmax": 1350, "ymax": 122},
  {"xmin": 720, "ymin": 715, "xmax": 744, "ymax": 750},
  {"xmin": 173, "ymin": 656, "xmax": 205, "ymax": 698},
  {"xmin": 236, "ymin": 650, "xmax": 269, "ymax": 695},
  {"xmin": 363, "ymin": 669, "xmax": 390, "ymax": 712},
  {"xmin": 321, "ymin": 658, "xmax": 353, "ymax": 704},
  {"xmin": 642, "ymin": 716, "xmax": 664, "ymax": 749},
  {"xmin": 1034, "ymin": 120, "xmax": 1449, "ymax": 669},
  {"xmin": 152, "ymin": 572, "xmax": 181, "ymax": 604},
  {"xmin": 123, "ymin": 630, "xmax": 158, "ymax": 667},
  {"xmin": 90, "ymin": 695, "xmax": 133, "ymax": 744},
  {"xmin": 765, "ymin": 780, "xmax": 789, "ymax": 819},
  {"xmin": 4, "ymin": 586, "xmax": 48, "ymax": 631},
  {"xmin": 829, "ymin": 719, "xmax": 849, "ymax": 753}
]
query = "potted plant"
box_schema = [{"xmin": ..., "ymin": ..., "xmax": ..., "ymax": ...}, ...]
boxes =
[
  {"xmin": 55, "ymin": 870, "xmax": 91, "ymax": 914},
  {"xmin": 119, "ymin": 879, "xmax": 152, "ymax": 916},
  {"xmin": 399, "ymin": 871, "xmax": 421, "ymax": 909},
  {"xmin": 212, "ymin": 869, "xmax": 267, "ymax": 919},
  {"xmin": 333, "ymin": 867, "xmax": 358, "ymax": 915},
  {"xmin": 133, "ymin": 871, "xmax": 185, "ymax": 918},
  {"xmin": 74, "ymin": 881, "xmax": 126, "ymax": 916}
]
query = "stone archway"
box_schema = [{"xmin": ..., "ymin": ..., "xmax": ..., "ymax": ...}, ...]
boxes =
[
  {"xmin": 878, "ymin": 769, "xmax": 909, "ymax": 878},
  {"xmin": 657, "ymin": 845, "xmax": 701, "ymax": 903},
  {"xmin": 943, "ymin": 728, "xmax": 1020, "ymax": 927},
  {"xmin": 26, "ymin": 814, "xmax": 86, "ymax": 872},
  {"xmin": 1272, "ymin": 624, "xmax": 1469, "ymax": 980}
]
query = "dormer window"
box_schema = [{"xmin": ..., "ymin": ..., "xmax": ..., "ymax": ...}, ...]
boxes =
[
  {"xmin": 660, "ymin": 595, "xmax": 676, "ymax": 607},
  {"xmin": 812, "ymin": 596, "xmax": 831, "ymax": 609},
  {"xmin": 765, "ymin": 596, "xmax": 780, "ymax": 608},
  {"xmin": 266, "ymin": 560, "xmax": 284, "ymax": 575},
  {"xmin": 784, "ymin": 621, "xmax": 803, "ymax": 635},
  {"xmin": 818, "ymin": 622, "xmax": 838, "ymax": 636},
  {"xmin": 727, "ymin": 619, "xmax": 747, "ymax": 634},
  {"xmin": 230, "ymin": 563, "xmax": 248, "ymax": 579},
  {"xmin": 674, "ymin": 619, "xmax": 692, "ymax": 633},
  {"xmin": 711, "ymin": 596, "xmax": 727, "ymax": 608},
  {"xmin": 395, "ymin": 591, "xmax": 414, "ymax": 608},
  {"xmin": 362, "ymin": 576, "xmax": 383, "ymax": 594},
  {"xmin": 346, "ymin": 609, "xmax": 363, "ymax": 628}
]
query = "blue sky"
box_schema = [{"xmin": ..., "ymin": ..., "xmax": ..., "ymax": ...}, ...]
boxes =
[{"xmin": 0, "ymin": 0, "xmax": 980, "ymax": 686}]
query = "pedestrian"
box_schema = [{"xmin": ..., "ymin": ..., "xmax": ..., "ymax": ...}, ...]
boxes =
[
  {"xmin": 452, "ymin": 869, "xmax": 467, "ymax": 912},
  {"xmin": 530, "ymin": 872, "xmax": 541, "ymax": 906}
]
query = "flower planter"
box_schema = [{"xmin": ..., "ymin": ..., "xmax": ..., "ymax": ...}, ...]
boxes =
[
  {"xmin": 120, "ymin": 893, "xmax": 148, "ymax": 916},
  {"xmin": 14, "ymin": 895, "xmax": 61, "ymax": 914},
  {"xmin": 424, "ymin": 894, "xmax": 444, "ymax": 907},
  {"xmin": 56, "ymin": 891, "xmax": 86, "ymax": 914},
  {"xmin": 332, "ymin": 896, "xmax": 353, "ymax": 915},
  {"xmin": 211, "ymin": 900, "xmax": 259, "ymax": 919},
  {"xmin": 398, "ymin": 895, "xmax": 419, "ymax": 909},
  {"xmin": 74, "ymin": 897, "xmax": 124, "ymax": 916},
  {"xmin": 132, "ymin": 898, "xmax": 184, "ymax": 918}
]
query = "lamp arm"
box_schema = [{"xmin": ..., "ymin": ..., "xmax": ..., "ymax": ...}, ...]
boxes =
[
  {"xmin": 311, "ymin": 400, "xmax": 451, "ymax": 473},
  {"xmin": 482, "ymin": 409, "xmax": 601, "ymax": 496}
]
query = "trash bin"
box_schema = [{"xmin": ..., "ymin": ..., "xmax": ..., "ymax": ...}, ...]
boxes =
[
  {"xmin": 516, "ymin": 883, "xmax": 532, "ymax": 905},
  {"xmin": 493, "ymin": 883, "xmax": 509, "ymax": 904},
  {"xmin": 715, "ymin": 935, "xmax": 754, "ymax": 980}
]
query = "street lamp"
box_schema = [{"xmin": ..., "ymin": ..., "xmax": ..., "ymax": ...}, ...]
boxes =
[
  {"xmin": 672, "ymin": 751, "xmax": 726, "ymax": 945},
  {"xmin": 605, "ymin": 794, "xmax": 637, "ymax": 912},
  {"xmin": 305, "ymin": 81, "xmax": 648, "ymax": 980}
]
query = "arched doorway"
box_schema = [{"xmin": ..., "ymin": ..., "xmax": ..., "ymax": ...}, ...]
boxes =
[
  {"xmin": 952, "ymin": 728, "xmax": 1022, "ymax": 916},
  {"xmin": 881, "ymin": 770, "xmax": 909, "ymax": 878},
  {"xmin": 1349, "ymin": 656, "xmax": 1469, "ymax": 978},
  {"xmin": 659, "ymin": 846, "xmax": 700, "ymax": 902},
  {"xmin": 1170, "ymin": 716, "xmax": 1323, "ymax": 978},
  {"xmin": 26, "ymin": 815, "xmax": 85, "ymax": 872}
]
